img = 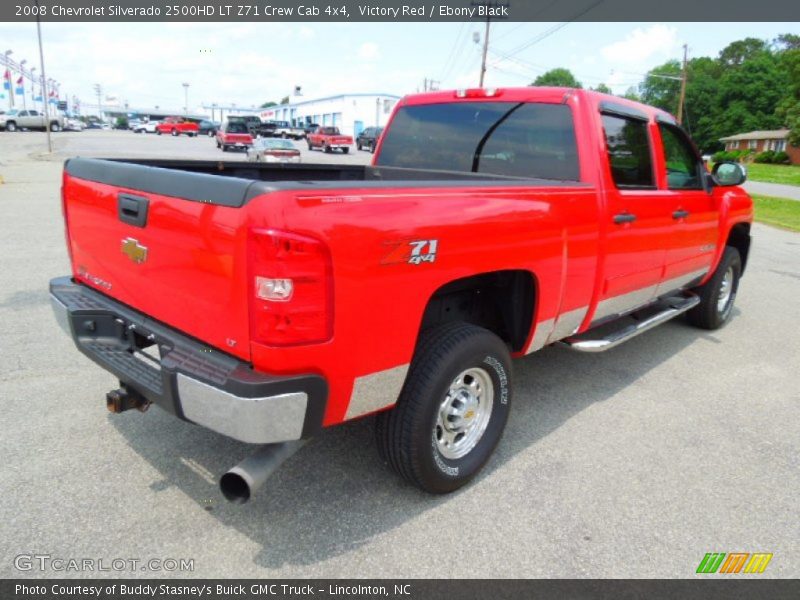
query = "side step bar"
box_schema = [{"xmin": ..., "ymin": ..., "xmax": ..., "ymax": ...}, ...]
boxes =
[{"xmin": 561, "ymin": 292, "xmax": 701, "ymax": 353}]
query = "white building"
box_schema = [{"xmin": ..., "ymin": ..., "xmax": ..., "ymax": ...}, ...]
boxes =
[{"xmin": 259, "ymin": 93, "xmax": 401, "ymax": 138}]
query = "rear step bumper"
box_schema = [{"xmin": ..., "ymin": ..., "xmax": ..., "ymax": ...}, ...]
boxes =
[
  {"xmin": 561, "ymin": 292, "xmax": 701, "ymax": 353},
  {"xmin": 49, "ymin": 277, "xmax": 327, "ymax": 444}
]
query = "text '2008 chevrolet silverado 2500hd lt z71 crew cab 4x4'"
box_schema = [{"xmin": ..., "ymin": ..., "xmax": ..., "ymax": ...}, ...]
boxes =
[{"xmin": 50, "ymin": 88, "xmax": 752, "ymax": 503}]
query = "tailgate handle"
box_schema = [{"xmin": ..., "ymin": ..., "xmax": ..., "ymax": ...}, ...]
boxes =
[{"xmin": 118, "ymin": 193, "xmax": 149, "ymax": 228}]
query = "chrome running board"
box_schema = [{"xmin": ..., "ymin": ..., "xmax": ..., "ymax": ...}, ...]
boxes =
[{"xmin": 561, "ymin": 292, "xmax": 700, "ymax": 353}]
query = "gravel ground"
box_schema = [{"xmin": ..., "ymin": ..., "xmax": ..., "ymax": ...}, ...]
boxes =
[{"xmin": 0, "ymin": 131, "xmax": 798, "ymax": 579}]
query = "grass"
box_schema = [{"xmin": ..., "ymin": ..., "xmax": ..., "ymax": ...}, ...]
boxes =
[
  {"xmin": 746, "ymin": 163, "xmax": 800, "ymax": 187},
  {"xmin": 752, "ymin": 194, "xmax": 800, "ymax": 232}
]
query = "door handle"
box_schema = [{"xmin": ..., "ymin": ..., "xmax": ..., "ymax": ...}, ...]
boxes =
[
  {"xmin": 118, "ymin": 193, "xmax": 149, "ymax": 228},
  {"xmin": 672, "ymin": 209, "xmax": 690, "ymax": 220},
  {"xmin": 613, "ymin": 213, "xmax": 637, "ymax": 224}
]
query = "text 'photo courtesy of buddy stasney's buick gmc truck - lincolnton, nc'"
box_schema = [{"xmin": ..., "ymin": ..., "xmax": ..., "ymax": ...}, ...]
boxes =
[{"xmin": 50, "ymin": 87, "xmax": 752, "ymax": 503}]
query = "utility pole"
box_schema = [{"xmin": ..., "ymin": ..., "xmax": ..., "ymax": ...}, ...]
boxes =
[
  {"xmin": 182, "ymin": 82, "xmax": 190, "ymax": 115},
  {"xmin": 93, "ymin": 83, "xmax": 102, "ymax": 119},
  {"xmin": 35, "ymin": 0, "xmax": 51, "ymax": 152},
  {"xmin": 479, "ymin": 18, "xmax": 490, "ymax": 88},
  {"xmin": 677, "ymin": 43, "xmax": 688, "ymax": 125}
]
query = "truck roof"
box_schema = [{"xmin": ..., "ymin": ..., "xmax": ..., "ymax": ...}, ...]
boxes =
[{"xmin": 399, "ymin": 87, "xmax": 676, "ymax": 124}]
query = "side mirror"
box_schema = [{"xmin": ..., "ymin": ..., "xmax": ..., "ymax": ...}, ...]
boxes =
[{"xmin": 712, "ymin": 161, "xmax": 747, "ymax": 187}]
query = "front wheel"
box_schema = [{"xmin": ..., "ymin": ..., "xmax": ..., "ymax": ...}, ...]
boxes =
[
  {"xmin": 208, "ymin": 130, "xmax": 214, "ymax": 137},
  {"xmin": 50, "ymin": 122, "xmax": 61, "ymax": 132},
  {"xmin": 307, "ymin": 141, "xmax": 313, "ymax": 150},
  {"xmin": 376, "ymin": 323, "xmax": 512, "ymax": 494},
  {"xmin": 687, "ymin": 246, "xmax": 742, "ymax": 330},
  {"xmin": 171, "ymin": 128, "xmax": 178, "ymax": 137},
  {"xmin": 156, "ymin": 129, "xmax": 162, "ymax": 135},
  {"xmin": 6, "ymin": 122, "xmax": 17, "ymax": 132}
]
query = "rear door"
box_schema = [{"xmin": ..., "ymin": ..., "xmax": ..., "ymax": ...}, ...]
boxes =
[
  {"xmin": 593, "ymin": 106, "xmax": 672, "ymax": 323},
  {"xmin": 654, "ymin": 121, "xmax": 719, "ymax": 291}
]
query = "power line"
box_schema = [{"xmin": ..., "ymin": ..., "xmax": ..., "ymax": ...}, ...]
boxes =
[{"xmin": 439, "ymin": 22, "xmax": 466, "ymax": 81}]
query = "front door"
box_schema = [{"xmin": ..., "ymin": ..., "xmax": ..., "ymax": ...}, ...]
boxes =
[{"xmin": 654, "ymin": 122, "xmax": 719, "ymax": 293}]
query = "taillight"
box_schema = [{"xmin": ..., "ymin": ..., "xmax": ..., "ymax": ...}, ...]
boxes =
[
  {"xmin": 454, "ymin": 88, "xmax": 501, "ymax": 98},
  {"xmin": 248, "ymin": 229, "xmax": 333, "ymax": 347},
  {"xmin": 61, "ymin": 170, "xmax": 74, "ymax": 265}
]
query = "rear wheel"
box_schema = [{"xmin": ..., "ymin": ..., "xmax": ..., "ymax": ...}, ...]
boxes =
[
  {"xmin": 222, "ymin": 145, "xmax": 229, "ymax": 152},
  {"xmin": 357, "ymin": 141, "xmax": 362, "ymax": 150},
  {"xmin": 307, "ymin": 140, "xmax": 313, "ymax": 150},
  {"xmin": 208, "ymin": 130, "xmax": 214, "ymax": 137},
  {"xmin": 171, "ymin": 128, "xmax": 178, "ymax": 137},
  {"xmin": 687, "ymin": 246, "xmax": 742, "ymax": 330},
  {"xmin": 50, "ymin": 122, "xmax": 61, "ymax": 132},
  {"xmin": 6, "ymin": 121, "xmax": 17, "ymax": 132},
  {"xmin": 156, "ymin": 129, "xmax": 162, "ymax": 135},
  {"xmin": 376, "ymin": 322, "xmax": 512, "ymax": 494},
  {"xmin": 342, "ymin": 147, "xmax": 349, "ymax": 154},
  {"xmin": 324, "ymin": 144, "xmax": 331, "ymax": 153}
]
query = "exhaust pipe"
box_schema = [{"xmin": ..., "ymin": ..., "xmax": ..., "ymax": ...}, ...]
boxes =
[{"xmin": 220, "ymin": 440, "xmax": 307, "ymax": 503}]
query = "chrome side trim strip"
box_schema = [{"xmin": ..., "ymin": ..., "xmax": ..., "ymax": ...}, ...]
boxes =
[
  {"xmin": 592, "ymin": 284, "xmax": 659, "ymax": 324},
  {"xmin": 177, "ymin": 374, "xmax": 307, "ymax": 444},
  {"xmin": 346, "ymin": 363, "xmax": 410, "ymax": 420},
  {"xmin": 547, "ymin": 305, "xmax": 589, "ymax": 344},
  {"xmin": 525, "ymin": 318, "xmax": 554, "ymax": 354},
  {"xmin": 655, "ymin": 268, "xmax": 708, "ymax": 297}
]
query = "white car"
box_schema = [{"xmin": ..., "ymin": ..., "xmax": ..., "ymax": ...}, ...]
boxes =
[
  {"xmin": 64, "ymin": 118, "xmax": 86, "ymax": 131},
  {"xmin": 132, "ymin": 120, "xmax": 159, "ymax": 133},
  {"xmin": 246, "ymin": 138, "xmax": 301, "ymax": 163}
]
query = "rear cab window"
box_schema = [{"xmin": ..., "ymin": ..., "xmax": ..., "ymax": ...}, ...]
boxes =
[
  {"xmin": 376, "ymin": 101, "xmax": 580, "ymax": 181},
  {"xmin": 601, "ymin": 113, "xmax": 655, "ymax": 189}
]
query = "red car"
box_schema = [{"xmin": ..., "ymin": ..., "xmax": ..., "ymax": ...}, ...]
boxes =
[
  {"xmin": 215, "ymin": 121, "xmax": 254, "ymax": 152},
  {"xmin": 307, "ymin": 126, "xmax": 353, "ymax": 153},
  {"xmin": 51, "ymin": 87, "xmax": 752, "ymax": 501},
  {"xmin": 155, "ymin": 116, "xmax": 199, "ymax": 137}
]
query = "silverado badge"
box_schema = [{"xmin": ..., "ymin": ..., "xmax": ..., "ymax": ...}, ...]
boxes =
[{"xmin": 121, "ymin": 237, "xmax": 148, "ymax": 264}]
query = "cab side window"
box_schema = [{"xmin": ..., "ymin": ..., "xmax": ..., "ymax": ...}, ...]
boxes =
[
  {"xmin": 601, "ymin": 114, "xmax": 654, "ymax": 189},
  {"xmin": 659, "ymin": 124, "xmax": 703, "ymax": 190}
]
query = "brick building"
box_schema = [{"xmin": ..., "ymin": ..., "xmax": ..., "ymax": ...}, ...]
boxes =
[{"xmin": 719, "ymin": 129, "xmax": 800, "ymax": 164}]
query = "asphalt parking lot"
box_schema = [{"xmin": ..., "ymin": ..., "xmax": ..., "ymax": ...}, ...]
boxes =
[{"xmin": 0, "ymin": 130, "xmax": 798, "ymax": 578}]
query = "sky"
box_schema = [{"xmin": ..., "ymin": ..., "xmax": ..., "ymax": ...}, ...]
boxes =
[{"xmin": 0, "ymin": 21, "xmax": 797, "ymax": 113}]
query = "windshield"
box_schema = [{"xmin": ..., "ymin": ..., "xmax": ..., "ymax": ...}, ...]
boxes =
[{"xmin": 376, "ymin": 101, "xmax": 579, "ymax": 180}]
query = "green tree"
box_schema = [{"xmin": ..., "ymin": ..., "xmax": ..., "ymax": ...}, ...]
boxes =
[
  {"xmin": 639, "ymin": 60, "xmax": 682, "ymax": 113},
  {"xmin": 531, "ymin": 68, "xmax": 582, "ymax": 88},
  {"xmin": 279, "ymin": 95, "xmax": 290, "ymax": 105},
  {"xmin": 718, "ymin": 37, "xmax": 770, "ymax": 67},
  {"xmin": 622, "ymin": 86, "xmax": 640, "ymax": 101},
  {"xmin": 260, "ymin": 101, "xmax": 277, "ymax": 108},
  {"xmin": 776, "ymin": 45, "xmax": 800, "ymax": 145},
  {"xmin": 592, "ymin": 83, "xmax": 612, "ymax": 94}
]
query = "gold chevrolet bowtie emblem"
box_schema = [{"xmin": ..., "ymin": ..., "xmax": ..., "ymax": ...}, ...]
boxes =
[{"xmin": 121, "ymin": 237, "xmax": 148, "ymax": 264}]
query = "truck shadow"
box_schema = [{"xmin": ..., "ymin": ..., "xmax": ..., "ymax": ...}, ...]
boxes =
[{"xmin": 110, "ymin": 316, "xmax": 703, "ymax": 570}]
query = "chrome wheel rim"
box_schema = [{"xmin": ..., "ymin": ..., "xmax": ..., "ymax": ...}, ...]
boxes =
[
  {"xmin": 717, "ymin": 267, "xmax": 734, "ymax": 314},
  {"xmin": 435, "ymin": 367, "xmax": 494, "ymax": 460}
]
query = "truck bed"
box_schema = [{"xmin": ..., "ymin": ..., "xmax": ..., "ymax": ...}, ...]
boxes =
[{"xmin": 66, "ymin": 158, "xmax": 586, "ymax": 208}]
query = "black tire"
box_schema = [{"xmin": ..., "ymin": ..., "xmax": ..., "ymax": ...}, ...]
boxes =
[
  {"xmin": 6, "ymin": 121, "xmax": 17, "ymax": 132},
  {"xmin": 171, "ymin": 128, "xmax": 178, "ymax": 137},
  {"xmin": 687, "ymin": 246, "xmax": 742, "ymax": 330},
  {"xmin": 376, "ymin": 322, "xmax": 512, "ymax": 494},
  {"xmin": 208, "ymin": 130, "xmax": 214, "ymax": 137},
  {"xmin": 222, "ymin": 145, "xmax": 228, "ymax": 152},
  {"xmin": 307, "ymin": 141, "xmax": 313, "ymax": 150},
  {"xmin": 357, "ymin": 141, "xmax": 362, "ymax": 150},
  {"xmin": 324, "ymin": 144, "xmax": 331, "ymax": 153},
  {"xmin": 342, "ymin": 147, "xmax": 349, "ymax": 154},
  {"xmin": 216, "ymin": 141, "xmax": 221, "ymax": 149},
  {"xmin": 156, "ymin": 129, "xmax": 162, "ymax": 135},
  {"xmin": 50, "ymin": 122, "xmax": 61, "ymax": 132}
]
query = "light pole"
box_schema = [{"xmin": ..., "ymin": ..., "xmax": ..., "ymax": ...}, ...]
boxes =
[
  {"xmin": 34, "ymin": 0, "xmax": 51, "ymax": 152},
  {"xmin": 30, "ymin": 67, "xmax": 36, "ymax": 109},
  {"xmin": 3, "ymin": 50, "xmax": 12, "ymax": 109},
  {"xmin": 19, "ymin": 59, "xmax": 28, "ymax": 109},
  {"xmin": 182, "ymin": 82, "xmax": 189, "ymax": 115},
  {"xmin": 93, "ymin": 83, "xmax": 102, "ymax": 119}
]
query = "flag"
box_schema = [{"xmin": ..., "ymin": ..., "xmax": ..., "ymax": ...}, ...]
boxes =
[
  {"xmin": 2, "ymin": 69, "xmax": 9, "ymax": 91},
  {"xmin": 15, "ymin": 75, "xmax": 23, "ymax": 95}
]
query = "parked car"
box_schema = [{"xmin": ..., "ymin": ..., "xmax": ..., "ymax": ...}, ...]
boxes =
[
  {"xmin": 356, "ymin": 127, "xmax": 383, "ymax": 152},
  {"xmin": 271, "ymin": 121, "xmax": 306, "ymax": 140},
  {"xmin": 307, "ymin": 126, "xmax": 353, "ymax": 153},
  {"xmin": 131, "ymin": 120, "xmax": 159, "ymax": 134},
  {"xmin": 246, "ymin": 138, "xmax": 301, "ymax": 163},
  {"xmin": 155, "ymin": 116, "xmax": 199, "ymax": 137},
  {"xmin": 64, "ymin": 117, "xmax": 86, "ymax": 132},
  {"xmin": 0, "ymin": 109, "xmax": 64, "ymax": 132},
  {"xmin": 215, "ymin": 120, "xmax": 253, "ymax": 151},
  {"xmin": 50, "ymin": 87, "xmax": 753, "ymax": 501},
  {"xmin": 227, "ymin": 115, "xmax": 264, "ymax": 137},
  {"xmin": 302, "ymin": 122, "xmax": 319, "ymax": 136},
  {"xmin": 198, "ymin": 120, "xmax": 220, "ymax": 137}
]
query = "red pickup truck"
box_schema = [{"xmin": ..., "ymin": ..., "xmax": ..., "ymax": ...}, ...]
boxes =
[
  {"xmin": 50, "ymin": 88, "xmax": 752, "ymax": 502},
  {"xmin": 155, "ymin": 116, "xmax": 199, "ymax": 137},
  {"xmin": 307, "ymin": 126, "xmax": 353, "ymax": 153}
]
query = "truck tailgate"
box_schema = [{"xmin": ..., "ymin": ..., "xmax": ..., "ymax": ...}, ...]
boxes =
[{"xmin": 62, "ymin": 158, "xmax": 255, "ymax": 361}]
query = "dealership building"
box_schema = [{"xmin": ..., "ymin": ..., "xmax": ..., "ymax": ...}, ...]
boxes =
[{"xmin": 257, "ymin": 93, "xmax": 401, "ymax": 137}]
